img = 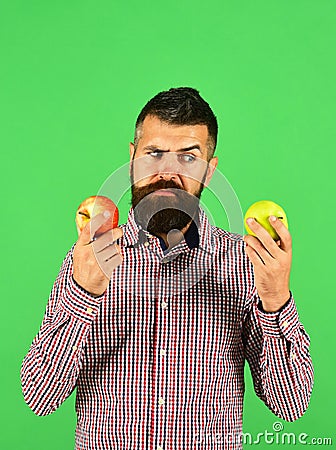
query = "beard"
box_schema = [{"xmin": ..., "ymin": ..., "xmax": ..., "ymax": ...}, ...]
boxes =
[{"xmin": 131, "ymin": 177, "xmax": 204, "ymax": 235}]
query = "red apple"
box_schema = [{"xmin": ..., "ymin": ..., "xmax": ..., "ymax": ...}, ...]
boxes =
[{"xmin": 76, "ymin": 195, "xmax": 119, "ymax": 237}]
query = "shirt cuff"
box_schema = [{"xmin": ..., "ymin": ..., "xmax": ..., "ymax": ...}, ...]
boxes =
[
  {"xmin": 256, "ymin": 291, "xmax": 300, "ymax": 340},
  {"xmin": 60, "ymin": 274, "xmax": 106, "ymax": 324}
]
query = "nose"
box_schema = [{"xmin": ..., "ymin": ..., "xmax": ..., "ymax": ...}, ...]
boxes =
[
  {"xmin": 157, "ymin": 153, "xmax": 177, "ymax": 180},
  {"xmin": 159, "ymin": 172, "xmax": 176, "ymax": 181}
]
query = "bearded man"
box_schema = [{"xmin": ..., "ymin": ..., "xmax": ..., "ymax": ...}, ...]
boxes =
[{"xmin": 21, "ymin": 87, "xmax": 313, "ymax": 450}]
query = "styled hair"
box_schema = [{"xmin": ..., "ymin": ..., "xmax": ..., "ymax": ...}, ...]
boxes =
[{"xmin": 134, "ymin": 87, "xmax": 218, "ymax": 159}]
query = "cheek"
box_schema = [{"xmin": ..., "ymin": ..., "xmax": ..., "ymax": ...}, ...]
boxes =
[
  {"xmin": 183, "ymin": 162, "xmax": 208, "ymax": 184},
  {"xmin": 182, "ymin": 177, "xmax": 201, "ymax": 195},
  {"xmin": 132, "ymin": 175, "xmax": 153, "ymax": 188},
  {"xmin": 184, "ymin": 163, "xmax": 208, "ymax": 185},
  {"xmin": 132, "ymin": 160, "xmax": 156, "ymax": 185}
]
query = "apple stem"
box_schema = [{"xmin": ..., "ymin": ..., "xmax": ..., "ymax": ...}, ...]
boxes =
[{"xmin": 78, "ymin": 211, "xmax": 90, "ymax": 218}]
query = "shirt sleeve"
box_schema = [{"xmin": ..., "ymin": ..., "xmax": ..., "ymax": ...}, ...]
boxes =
[
  {"xmin": 20, "ymin": 244, "xmax": 107, "ymax": 416},
  {"xmin": 242, "ymin": 285, "xmax": 314, "ymax": 422}
]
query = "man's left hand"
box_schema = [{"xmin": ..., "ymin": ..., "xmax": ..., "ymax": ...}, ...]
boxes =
[{"xmin": 243, "ymin": 215, "xmax": 292, "ymax": 312}]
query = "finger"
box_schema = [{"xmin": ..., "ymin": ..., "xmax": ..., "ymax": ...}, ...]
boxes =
[
  {"xmin": 244, "ymin": 235, "xmax": 275, "ymax": 264},
  {"xmin": 268, "ymin": 216, "xmax": 292, "ymax": 252},
  {"xmin": 79, "ymin": 211, "xmax": 112, "ymax": 244},
  {"xmin": 92, "ymin": 228, "xmax": 123, "ymax": 252},
  {"xmin": 95, "ymin": 243, "xmax": 119, "ymax": 262},
  {"xmin": 100, "ymin": 252, "xmax": 123, "ymax": 278},
  {"xmin": 246, "ymin": 218, "xmax": 280, "ymax": 258},
  {"xmin": 245, "ymin": 243, "xmax": 265, "ymax": 267},
  {"xmin": 106, "ymin": 244, "xmax": 123, "ymax": 262}
]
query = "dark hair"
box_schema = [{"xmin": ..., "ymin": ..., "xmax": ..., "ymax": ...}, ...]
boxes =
[{"xmin": 134, "ymin": 87, "xmax": 218, "ymax": 159}]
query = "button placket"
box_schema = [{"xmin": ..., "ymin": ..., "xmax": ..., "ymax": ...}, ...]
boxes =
[{"xmin": 156, "ymin": 263, "xmax": 170, "ymax": 449}]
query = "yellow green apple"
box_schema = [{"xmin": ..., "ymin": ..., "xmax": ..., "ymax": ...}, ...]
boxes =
[{"xmin": 244, "ymin": 200, "xmax": 288, "ymax": 240}]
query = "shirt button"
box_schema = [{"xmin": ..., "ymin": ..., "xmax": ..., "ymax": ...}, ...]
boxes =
[
  {"xmin": 291, "ymin": 353, "xmax": 296, "ymax": 360},
  {"xmin": 87, "ymin": 307, "xmax": 93, "ymax": 314},
  {"xmin": 72, "ymin": 346, "xmax": 78, "ymax": 351},
  {"xmin": 161, "ymin": 257, "xmax": 168, "ymax": 263},
  {"xmin": 158, "ymin": 447, "xmax": 163, "ymax": 450},
  {"xmin": 158, "ymin": 397, "xmax": 164, "ymax": 406},
  {"xmin": 161, "ymin": 301, "xmax": 168, "ymax": 309},
  {"xmin": 282, "ymin": 320, "xmax": 289, "ymax": 328},
  {"xmin": 160, "ymin": 349, "xmax": 166, "ymax": 356},
  {"xmin": 144, "ymin": 241, "xmax": 149, "ymax": 247}
]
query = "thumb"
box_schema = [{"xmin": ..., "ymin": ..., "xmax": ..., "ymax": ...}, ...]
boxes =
[{"xmin": 79, "ymin": 211, "xmax": 111, "ymax": 245}]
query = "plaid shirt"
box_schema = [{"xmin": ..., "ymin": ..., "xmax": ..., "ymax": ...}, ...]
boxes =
[{"xmin": 21, "ymin": 207, "xmax": 314, "ymax": 450}]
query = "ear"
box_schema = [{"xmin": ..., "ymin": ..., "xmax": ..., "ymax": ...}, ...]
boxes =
[
  {"xmin": 203, "ymin": 156, "xmax": 218, "ymax": 187},
  {"xmin": 130, "ymin": 142, "xmax": 135, "ymax": 160}
]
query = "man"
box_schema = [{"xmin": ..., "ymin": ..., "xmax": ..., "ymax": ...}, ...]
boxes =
[{"xmin": 21, "ymin": 87, "xmax": 314, "ymax": 449}]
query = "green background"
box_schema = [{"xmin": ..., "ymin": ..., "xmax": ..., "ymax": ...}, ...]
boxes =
[{"xmin": 1, "ymin": 0, "xmax": 335, "ymax": 448}]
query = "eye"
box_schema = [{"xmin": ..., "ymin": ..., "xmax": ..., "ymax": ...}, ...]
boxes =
[
  {"xmin": 148, "ymin": 151, "xmax": 163, "ymax": 159},
  {"xmin": 178, "ymin": 154, "xmax": 196, "ymax": 163}
]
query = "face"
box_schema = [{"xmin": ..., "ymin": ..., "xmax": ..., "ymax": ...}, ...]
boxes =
[{"xmin": 129, "ymin": 115, "xmax": 218, "ymax": 235}]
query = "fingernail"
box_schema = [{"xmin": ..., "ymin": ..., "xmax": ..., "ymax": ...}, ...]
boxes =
[
  {"xmin": 247, "ymin": 218, "xmax": 254, "ymax": 225},
  {"xmin": 269, "ymin": 215, "xmax": 276, "ymax": 222},
  {"xmin": 103, "ymin": 210, "xmax": 111, "ymax": 218}
]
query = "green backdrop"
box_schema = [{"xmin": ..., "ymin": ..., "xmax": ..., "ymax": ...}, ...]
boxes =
[{"xmin": 1, "ymin": 0, "xmax": 335, "ymax": 448}]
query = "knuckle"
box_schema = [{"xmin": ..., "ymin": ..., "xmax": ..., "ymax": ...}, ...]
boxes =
[
  {"xmin": 263, "ymin": 264, "xmax": 271, "ymax": 274},
  {"xmin": 255, "ymin": 240, "xmax": 263, "ymax": 251},
  {"xmin": 273, "ymin": 259, "xmax": 281, "ymax": 269},
  {"xmin": 87, "ymin": 257, "xmax": 97, "ymax": 268},
  {"xmin": 244, "ymin": 235, "xmax": 254, "ymax": 245},
  {"xmin": 113, "ymin": 230, "xmax": 123, "ymax": 240}
]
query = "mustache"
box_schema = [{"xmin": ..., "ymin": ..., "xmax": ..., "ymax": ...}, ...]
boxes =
[{"xmin": 133, "ymin": 179, "xmax": 184, "ymax": 197}]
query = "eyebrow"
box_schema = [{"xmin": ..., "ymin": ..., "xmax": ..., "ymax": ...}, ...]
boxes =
[{"xmin": 142, "ymin": 145, "xmax": 202, "ymax": 153}]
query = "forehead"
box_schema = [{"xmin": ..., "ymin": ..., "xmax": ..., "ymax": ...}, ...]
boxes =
[{"xmin": 138, "ymin": 115, "xmax": 209, "ymax": 150}]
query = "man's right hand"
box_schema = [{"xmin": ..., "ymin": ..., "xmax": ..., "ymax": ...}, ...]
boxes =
[{"xmin": 73, "ymin": 211, "xmax": 124, "ymax": 297}]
